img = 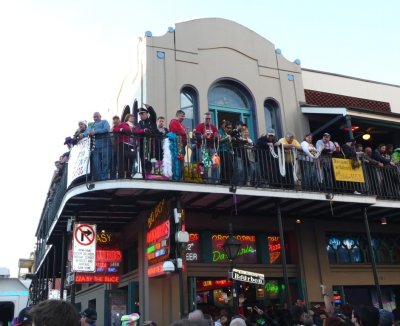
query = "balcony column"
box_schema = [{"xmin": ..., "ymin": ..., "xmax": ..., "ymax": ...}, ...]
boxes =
[
  {"xmin": 60, "ymin": 232, "xmax": 67, "ymax": 299},
  {"xmin": 345, "ymin": 115, "xmax": 354, "ymax": 140},
  {"xmin": 362, "ymin": 207, "xmax": 383, "ymax": 308},
  {"xmin": 276, "ymin": 200, "xmax": 291, "ymax": 308}
]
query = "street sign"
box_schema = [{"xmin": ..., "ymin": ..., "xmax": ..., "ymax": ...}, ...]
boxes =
[
  {"xmin": 72, "ymin": 223, "xmax": 96, "ymax": 272},
  {"xmin": 231, "ymin": 268, "xmax": 265, "ymax": 285}
]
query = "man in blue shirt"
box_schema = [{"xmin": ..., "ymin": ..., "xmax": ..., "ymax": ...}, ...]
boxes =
[{"xmin": 84, "ymin": 112, "xmax": 112, "ymax": 180}]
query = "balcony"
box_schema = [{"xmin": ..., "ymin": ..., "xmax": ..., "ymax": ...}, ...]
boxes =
[{"xmin": 34, "ymin": 133, "xmax": 400, "ymax": 270}]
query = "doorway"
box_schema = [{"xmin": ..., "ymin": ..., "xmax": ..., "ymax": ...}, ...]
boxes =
[{"xmin": 209, "ymin": 106, "xmax": 254, "ymax": 139}]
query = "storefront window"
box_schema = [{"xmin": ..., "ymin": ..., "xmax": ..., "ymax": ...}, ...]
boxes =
[
  {"xmin": 211, "ymin": 234, "xmax": 257, "ymax": 264},
  {"xmin": 326, "ymin": 233, "xmax": 400, "ymax": 264}
]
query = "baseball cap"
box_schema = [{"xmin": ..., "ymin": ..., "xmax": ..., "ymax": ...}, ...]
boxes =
[
  {"xmin": 323, "ymin": 132, "xmax": 331, "ymax": 137},
  {"xmin": 64, "ymin": 136, "xmax": 73, "ymax": 145},
  {"xmin": 82, "ymin": 308, "xmax": 97, "ymax": 322},
  {"xmin": 138, "ymin": 107, "xmax": 148, "ymax": 114}
]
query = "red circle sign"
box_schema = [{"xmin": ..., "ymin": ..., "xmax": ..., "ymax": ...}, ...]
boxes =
[{"xmin": 74, "ymin": 224, "xmax": 95, "ymax": 246}]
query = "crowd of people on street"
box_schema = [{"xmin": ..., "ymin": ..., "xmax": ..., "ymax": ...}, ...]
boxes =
[{"xmin": 8, "ymin": 284, "xmax": 400, "ymax": 325}]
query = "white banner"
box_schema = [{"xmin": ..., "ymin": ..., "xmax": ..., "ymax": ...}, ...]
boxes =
[{"xmin": 67, "ymin": 138, "xmax": 91, "ymax": 187}]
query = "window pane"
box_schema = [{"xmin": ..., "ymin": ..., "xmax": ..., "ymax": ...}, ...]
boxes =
[{"xmin": 209, "ymin": 85, "xmax": 249, "ymax": 108}]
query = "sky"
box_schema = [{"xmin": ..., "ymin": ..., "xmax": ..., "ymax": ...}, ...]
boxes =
[{"xmin": 0, "ymin": 0, "xmax": 399, "ymax": 277}]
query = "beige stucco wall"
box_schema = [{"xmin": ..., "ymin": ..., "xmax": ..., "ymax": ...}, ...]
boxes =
[
  {"xmin": 118, "ymin": 18, "xmax": 309, "ymax": 139},
  {"xmin": 302, "ymin": 69, "xmax": 400, "ymax": 113}
]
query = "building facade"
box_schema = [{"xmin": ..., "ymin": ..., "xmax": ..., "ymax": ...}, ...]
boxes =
[{"xmin": 32, "ymin": 18, "xmax": 400, "ymax": 325}]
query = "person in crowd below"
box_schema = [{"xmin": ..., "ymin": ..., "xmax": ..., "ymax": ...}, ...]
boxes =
[
  {"xmin": 218, "ymin": 121, "xmax": 234, "ymax": 184},
  {"xmin": 14, "ymin": 306, "xmax": 32, "ymax": 326},
  {"xmin": 121, "ymin": 312, "xmax": 140, "ymax": 326},
  {"xmin": 169, "ymin": 110, "xmax": 188, "ymax": 181},
  {"xmin": 300, "ymin": 133, "xmax": 320, "ymax": 191},
  {"xmin": 324, "ymin": 316, "xmax": 347, "ymax": 326},
  {"xmin": 378, "ymin": 309, "xmax": 393, "ymax": 326},
  {"xmin": 195, "ymin": 112, "xmax": 220, "ymax": 184},
  {"xmin": 256, "ymin": 128, "xmax": 279, "ymax": 187},
  {"xmin": 29, "ymin": 299, "xmax": 80, "ymax": 326},
  {"xmin": 112, "ymin": 115, "xmax": 133, "ymax": 179},
  {"xmin": 143, "ymin": 321, "xmax": 158, "ymax": 326},
  {"xmin": 83, "ymin": 111, "xmax": 112, "ymax": 181},
  {"xmin": 72, "ymin": 120, "xmax": 88, "ymax": 145},
  {"xmin": 188, "ymin": 309, "xmax": 205, "ymax": 320},
  {"xmin": 242, "ymin": 127, "xmax": 256, "ymax": 186},
  {"xmin": 229, "ymin": 317, "xmax": 246, "ymax": 326},
  {"xmin": 275, "ymin": 131, "xmax": 301, "ymax": 188},
  {"xmin": 80, "ymin": 308, "xmax": 97, "ymax": 326},
  {"xmin": 214, "ymin": 308, "xmax": 230, "ymax": 326},
  {"xmin": 352, "ymin": 306, "xmax": 380, "ymax": 326}
]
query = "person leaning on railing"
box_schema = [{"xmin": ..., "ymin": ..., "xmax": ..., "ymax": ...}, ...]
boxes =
[{"xmin": 83, "ymin": 112, "xmax": 112, "ymax": 181}]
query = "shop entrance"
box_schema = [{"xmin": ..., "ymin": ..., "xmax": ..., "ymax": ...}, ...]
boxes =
[
  {"xmin": 189, "ymin": 277, "xmax": 299, "ymax": 318},
  {"xmin": 209, "ymin": 106, "xmax": 254, "ymax": 139}
]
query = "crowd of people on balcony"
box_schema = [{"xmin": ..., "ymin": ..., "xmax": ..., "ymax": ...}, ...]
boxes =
[{"xmin": 46, "ymin": 105, "xmax": 400, "ymax": 199}]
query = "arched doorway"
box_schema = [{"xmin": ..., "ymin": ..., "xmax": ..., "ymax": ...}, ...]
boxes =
[{"xmin": 208, "ymin": 81, "xmax": 255, "ymax": 138}]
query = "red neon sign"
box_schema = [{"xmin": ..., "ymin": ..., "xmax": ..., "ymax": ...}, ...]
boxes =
[
  {"xmin": 147, "ymin": 262, "xmax": 166, "ymax": 278},
  {"xmin": 96, "ymin": 249, "xmax": 122, "ymax": 262},
  {"xmin": 146, "ymin": 220, "xmax": 170, "ymax": 244},
  {"xmin": 75, "ymin": 274, "xmax": 120, "ymax": 283}
]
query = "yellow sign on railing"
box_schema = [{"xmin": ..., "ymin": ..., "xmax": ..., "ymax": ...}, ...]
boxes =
[{"xmin": 332, "ymin": 158, "xmax": 365, "ymax": 183}]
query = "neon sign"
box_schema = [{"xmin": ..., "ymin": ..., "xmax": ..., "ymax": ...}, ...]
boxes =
[
  {"xmin": 186, "ymin": 233, "xmax": 200, "ymax": 262},
  {"xmin": 268, "ymin": 236, "xmax": 281, "ymax": 264},
  {"xmin": 147, "ymin": 262, "xmax": 166, "ymax": 278},
  {"xmin": 211, "ymin": 234, "xmax": 256, "ymax": 263},
  {"xmin": 146, "ymin": 220, "xmax": 170, "ymax": 244},
  {"xmin": 75, "ymin": 274, "xmax": 120, "ymax": 283},
  {"xmin": 196, "ymin": 279, "xmax": 232, "ymax": 292}
]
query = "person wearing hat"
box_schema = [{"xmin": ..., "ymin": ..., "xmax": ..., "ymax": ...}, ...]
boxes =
[
  {"xmin": 256, "ymin": 128, "xmax": 279, "ymax": 186},
  {"xmin": 138, "ymin": 104, "xmax": 157, "ymax": 133},
  {"xmin": 80, "ymin": 308, "xmax": 97, "ymax": 326},
  {"xmin": 137, "ymin": 104, "xmax": 158, "ymax": 176},
  {"xmin": 121, "ymin": 312, "xmax": 140, "ymax": 326},
  {"xmin": 72, "ymin": 120, "xmax": 88, "ymax": 145},
  {"xmin": 316, "ymin": 132, "xmax": 336, "ymax": 154},
  {"xmin": 64, "ymin": 136, "xmax": 74, "ymax": 149},
  {"xmin": 14, "ymin": 306, "xmax": 32, "ymax": 326}
]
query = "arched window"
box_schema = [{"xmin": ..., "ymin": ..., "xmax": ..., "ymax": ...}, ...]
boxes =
[
  {"xmin": 180, "ymin": 86, "xmax": 198, "ymax": 131},
  {"xmin": 264, "ymin": 99, "xmax": 282, "ymax": 138},
  {"xmin": 208, "ymin": 81, "xmax": 254, "ymax": 137},
  {"xmin": 209, "ymin": 84, "xmax": 250, "ymax": 108}
]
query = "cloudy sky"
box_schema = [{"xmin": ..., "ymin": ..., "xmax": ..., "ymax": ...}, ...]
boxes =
[{"xmin": 0, "ymin": 0, "xmax": 399, "ymax": 277}]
